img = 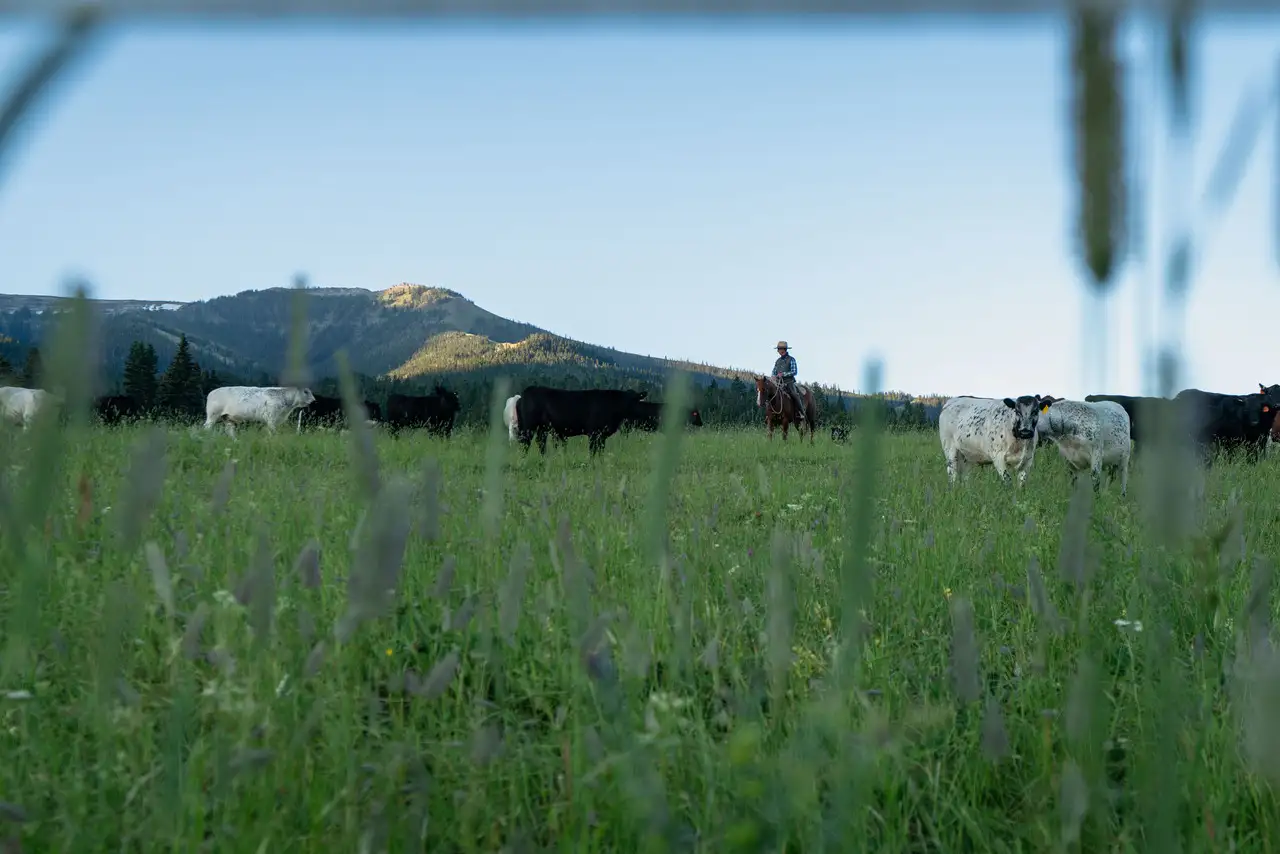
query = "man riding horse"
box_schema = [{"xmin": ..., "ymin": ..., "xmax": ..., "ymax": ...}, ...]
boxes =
[{"xmin": 772, "ymin": 341, "xmax": 806, "ymax": 417}]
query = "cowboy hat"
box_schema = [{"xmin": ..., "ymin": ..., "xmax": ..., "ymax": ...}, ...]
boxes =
[{"xmin": 776, "ymin": 340, "xmax": 790, "ymax": 350}]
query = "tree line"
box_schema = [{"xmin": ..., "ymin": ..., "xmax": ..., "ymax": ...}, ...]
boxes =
[{"xmin": 1, "ymin": 336, "xmax": 939, "ymax": 432}]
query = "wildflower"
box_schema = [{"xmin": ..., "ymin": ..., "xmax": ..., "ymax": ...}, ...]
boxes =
[
  {"xmin": 944, "ymin": 587, "xmax": 953, "ymax": 600},
  {"xmin": 1114, "ymin": 618, "xmax": 1143, "ymax": 632}
]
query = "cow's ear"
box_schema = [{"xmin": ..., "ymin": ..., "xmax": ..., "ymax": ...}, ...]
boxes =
[
  {"xmin": 1262, "ymin": 383, "xmax": 1268, "ymax": 392},
  {"xmin": 1002, "ymin": 397, "xmax": 1016, "ymax": 409}
]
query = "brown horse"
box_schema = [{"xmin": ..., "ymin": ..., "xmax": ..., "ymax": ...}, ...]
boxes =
[{"xmin": 755, "ymin": 375, "xmax": 817, "ymax": 443}]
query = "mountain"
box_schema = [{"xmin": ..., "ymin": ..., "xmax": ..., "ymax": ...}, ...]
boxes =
[{"xmin": 0, "ymin": 284, "xmax": 758, "ymax": 389}]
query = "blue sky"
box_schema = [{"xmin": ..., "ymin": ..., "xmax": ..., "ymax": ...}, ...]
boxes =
[{"xmin": 0, "ymin": 16, "xmax": 1277, "ymax": 398}]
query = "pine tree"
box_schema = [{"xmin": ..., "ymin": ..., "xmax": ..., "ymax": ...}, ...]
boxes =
[
  {"xmin": 158, "ymin": 335, "xmax": 203, "ymax": 417},
  {"xmin": 20, "ymin": 347, "xmax": 41, "ymax": 388},
  {"xmin": 122, "ymin": 340, "xmax": 159, "ymax": 408}
]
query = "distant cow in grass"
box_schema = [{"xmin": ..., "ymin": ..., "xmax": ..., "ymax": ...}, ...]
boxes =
[
  {"xmin": 296, "ymin": 394, "xmax": 383, "ymax": 431},
  {"xmin": 203, "ymin": 386, "xmax": 315, "ymax": 436},
  {"xmin": 0, "ymin": 386, "xmax": 56, "ymax": 431},
  {"xmin": 94, "ymin": 394, "xmax": 146, "ymax": 426},
  {"xmin": 515, "ymin": 385, "xmax": 651, "ymax": 456},
  {"xmin": 386, "ymin": 386, "xmax": 461, "ymax": 436},
  {"xmin": 503, "ymin": 394, "xmax": 521, "ymax": 441},
  {"xmin": 938, "ymin": 394, "xmax": 1043, "ymax": 486},
  {"xmin": 625, "ymin": 400, "xmax": 703, "ymax": 432}
]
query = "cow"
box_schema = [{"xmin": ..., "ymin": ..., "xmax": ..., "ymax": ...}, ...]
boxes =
[
  {"xmin": 295, "ymin": 394, "xmax": 383, "ymax": 431},
  {"xmin": 830, "ymin": 425, "xmax": 849, "ymax": 443},
  {"xmin": 1083, "ymin": 394, "xmax": 1162, "ymax": 442},
  {"xmin": 515, "ymin": 385, "xmax": 651, "ymax": 455},
  {"xmin": 938, "ymin": 394, "xmax": 1043, "ymax": 486},
  {"xmin": 0, "ymin": 386, "xmax": 56, "ymax": 430},
  {"xmin": 203, "ymin": 386, "xmax": 315, "ymax": 436},
  {"xmin": 503, "ymin": 394, "xmax": 521, "ymax": 441},
  {"xmin": 93, "ymin": 394, "xmax": 146, "ymax": 426},
  {"xmin": 1172, "ymin": 387, "xmax": 1277, "ymax": 462},
  {"xmin": 385, "ymin": 386, "xmax": 461, "ymax": 436},
  {"xmin": 625, "ymin": 401, "xmax": 703, "ymax": 432},
  {"xmin": 1033, "ymin": 396, "xmax": 1132, "ymax": 495}
]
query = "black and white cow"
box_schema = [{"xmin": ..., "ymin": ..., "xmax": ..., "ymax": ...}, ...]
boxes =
[
  {"xmin": 1034, "ymin": 395, "xmax": 1133, "ymax": 494},
  {"xmin": 938, "ymin": 394, "xmax": 1043, "ymax": 486}
]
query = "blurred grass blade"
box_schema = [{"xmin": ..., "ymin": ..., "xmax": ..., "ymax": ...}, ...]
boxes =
[
  {"xmin": 1057, "ymin": 477, "xmax": 1095, "ymax": 591},
  {"xmin": 407, "ymin": 650, "xmax": 459, "ymax": 701},
  {"xmin": 497, "ymin": 540, "xmax": 532, "ymax": 647},
  {"xmin": 281, "ymin": 274, "xmax": 312, "ymax": 389},
  {"xmin": 1198, "ymin": 72, "xmax": 1275, "ymax": 227},
  {"xmin": 481, "ymin": 377, "xmax": 512, "ymax": 539},
  {"xmin": 334, "ymin": 350, "xmax": 379, "ymax": 502},
  {"xmin": 293, "ymin": 539, "xmax": 321, "ymax": 590},
  {"xmin": 144, "ymin": 541, "xmax": 174, "ymax": 620},
  {"xmin": 838, "ymin": 359, "xmax": 883, "ymax": 682},
  {"xmin": 209, "ymin": 459, "xmax": 235, "ymax": 518},
  {"xmin": 949, "ymin": 596, "xmax": 980, "ymax": 705},
  {"xmin": 336, "ymin": 477, "xmax": 412, "ymax": 643},
  {"xmin": 641, "ymin": 370, "xmax": 692, "ymax": 567},
  {"xmin": 117, "ymin": 428, "xmax": 168, "ymax": 551},
  {"xmin": 0, "ymin": 4, "xmax": 102, "ymax": 191},
  {"xmin": 766, "ymin": 529, "xmax": 794, "ymax": 703}
]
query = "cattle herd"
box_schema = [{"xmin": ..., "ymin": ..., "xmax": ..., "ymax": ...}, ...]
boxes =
[
  {"xmin": 0, "ymin": 380, "xmax": 704, "ymax": 456},
  {"xmin": 939, "ymin": 383, "xmax": 1280, "ymax": 493},
  {"xmin": 2, "ymin": 377, "xmax": 1277, "ymax": 480}
]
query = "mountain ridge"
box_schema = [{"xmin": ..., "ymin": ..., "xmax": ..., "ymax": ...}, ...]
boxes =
[{"xmin": 0, "ymin": 283, "xmax": 773, "ymax": 391}]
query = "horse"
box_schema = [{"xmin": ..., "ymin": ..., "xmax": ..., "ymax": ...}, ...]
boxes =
[{"xmin": 755, "ymin": 375, "xmax": 817, "ymax": 443}]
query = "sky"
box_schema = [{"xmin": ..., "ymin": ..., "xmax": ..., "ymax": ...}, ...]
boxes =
[{"xmin": 0, "ymin": 15, "xmax": 1278, "ymax": 399}]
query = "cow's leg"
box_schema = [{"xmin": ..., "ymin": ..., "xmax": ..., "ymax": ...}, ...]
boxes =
[
  {"xmin": 1119, "ymin": 454, "xmax": 1130, "ymax": 497},
  {"xmin": 991, "ymin": 457, "xmax": 1009, "ymax": 483},
  {"xmin": 536, "ymin": 427, "xmax": 548, "ymax": 455},
  {"xmin": 1090, "ymin": 452, "xmax": 1103, "ymax": 493},
  {"xmin": 944, "ymin": 448, "xmax": 960, "ymax": 484}
]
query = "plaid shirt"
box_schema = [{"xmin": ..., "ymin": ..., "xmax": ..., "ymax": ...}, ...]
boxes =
[{"xmin": 772, "ymin": 354, "xmax": 797, "ymax": 381}]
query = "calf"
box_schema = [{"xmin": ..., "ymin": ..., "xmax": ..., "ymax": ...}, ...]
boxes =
[
  {"xmin": 0, "ymin": 386, "xmax": 55, "ymax": 430},
  {"xmin": 296, "ymin": 394, "xmax": 382, "ymax": 431},
  {"xmin": 503, "ymin": 394, "xmax": 521, "ymax": 441},
  {"xmin": 94, "ymin": 394, "xmax": 145, "ymax": 426},
  {"xmin": 515, "ymin": 385, "xmax": 650, "ymax": 455},
  {"xmin": 625, "ymin": 401, "xmax": 703, "ymax": 432},
  {"xmin": 386, "ymin": 386, "xmax": 461, "ymax": 436},
  {"xmin": 1034, "ymin": 396, "xmax": 1132, "ymax": 495},
  {"xmin": 938, "ymin": 394, "xmax": 1043, "ymax": 486},
  {"xmin": 204, "ymin": 386, "xmax": 315, "ymax": 436}
]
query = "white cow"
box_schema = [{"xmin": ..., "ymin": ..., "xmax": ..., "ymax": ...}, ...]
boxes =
[
  {"xmin": 503, "ymin": 394, "xmax": 521, "ymax": 441},
  {"xmin": 1034, "ymin": 396, "xmax": 1132, "ymax": 495},
  {"xmin": 938, "ymin": 394, "xmax": 1044, "ymax": 486},
  {"xmin": 0, "ymin": 386, "xmax": 55, "ymax": 430},
  {"xmin": 204, "ymin": 386, "xmax": 315, "ymax": 436}
]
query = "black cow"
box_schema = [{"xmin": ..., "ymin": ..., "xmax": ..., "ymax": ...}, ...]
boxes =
[
  {"xmin": 625, "ymin": 401, "xmax": 703, "ymax": 432},
  {"xmin": 93, "ymin": 394, "xmax": 146, "ymax": 425},
  {"xmin": 515, "ymin": 385, "xmax": 651, "ymax": 455},
  {"xmin": 1173, "ymin": 387, "xmax": 1278, "ymax": 461},
  {"xmin": 386, "ymin": 386, "xmax": 461, "ymax": 436},
  {"xmin": 296, "ymin": 394, "xmax": 383, "ymax": 430},
  {"xmin": 830, "ymin": 425, "xmax": 849, "ymax": 443}
]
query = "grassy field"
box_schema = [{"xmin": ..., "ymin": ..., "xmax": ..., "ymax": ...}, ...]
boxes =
[{"xmin": 3, "ymin": 417, "xmax": 1280, "ymax": 852}]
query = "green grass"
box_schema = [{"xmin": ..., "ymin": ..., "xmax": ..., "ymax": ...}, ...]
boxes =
[{"xmin": 3, "ymin": 420, "xmax": 1280, "ymax": 852}]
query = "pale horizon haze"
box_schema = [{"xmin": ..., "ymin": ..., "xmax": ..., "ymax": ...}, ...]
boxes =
[{"xmin": 0, "ymin": 16, "xmax": 1278, "ymax": 399}]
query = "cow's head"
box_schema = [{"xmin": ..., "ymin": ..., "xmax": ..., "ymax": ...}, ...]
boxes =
[
  {"xmin": 1259, "ymin": 383, "xmax": 1280, "ymax": 409},
  {"xmin": 688, "ymin": 408, "xmax": 703, "ymax": 427},
  {"xmin": 292, "ymin": 387, "xmax": 316, "ymax": 407},
  {"xmin": 1240, "ymin": 394, "xmax": 1268, "ymax": 427},
  {"xmin": 1001, "ymin": 394, "xmax": 1042, "ymax": 440}
]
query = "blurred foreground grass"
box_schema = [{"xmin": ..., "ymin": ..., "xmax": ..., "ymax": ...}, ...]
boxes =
[{"xmin": 2, "ymin": 424, "xmax": 1280, "ymax": 851}]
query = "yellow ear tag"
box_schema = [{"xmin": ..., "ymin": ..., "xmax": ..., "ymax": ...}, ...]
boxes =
[{"xmin": 1041, "ymin": 404, "xmax": 1050, "ymax": 413}]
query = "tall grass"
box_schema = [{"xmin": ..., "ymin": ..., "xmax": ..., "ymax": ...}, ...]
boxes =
[{"xmin": 3, "ymin": 408, "xmax": 1280, "ymax": 850}]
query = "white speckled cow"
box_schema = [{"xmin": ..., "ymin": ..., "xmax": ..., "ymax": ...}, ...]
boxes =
[
  {"xmin": 0, "ymin": 386, "xmax": 56, "ymax": 430},
  {"xmin": 503, "ymin": 394, "xmax": 521, "ymax": 441},
  {"xmin": 204, "ymin": 386, "xmax": 315, "ymax": 436},
  {"xmin": 1034, "ymin": 396, "xmax": 1132, "ymax": 495},
  {"xmin": 938, "ymin": 394, "xmax": 1043, "ymax": 486}
]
